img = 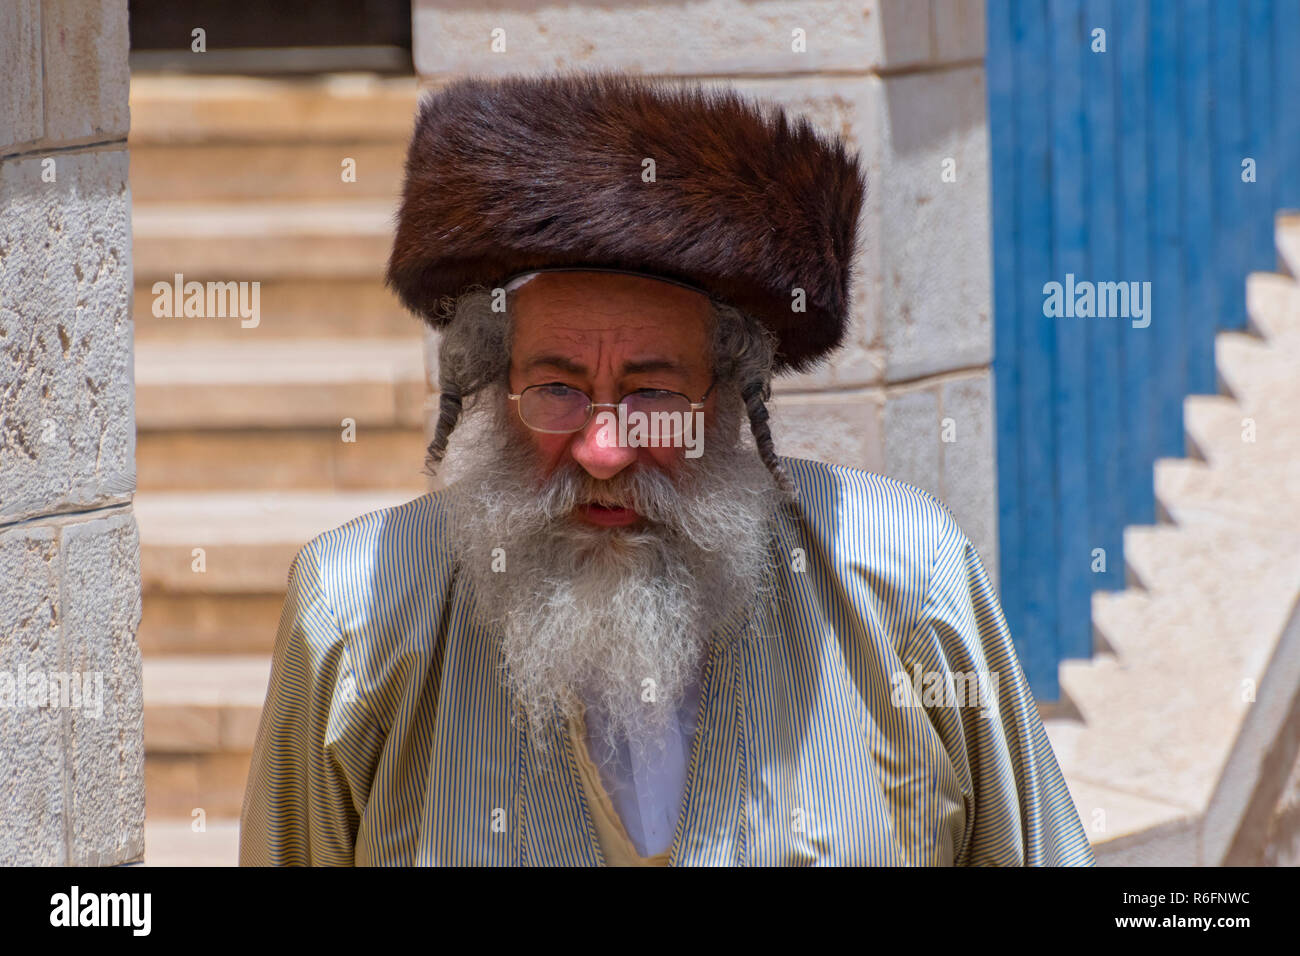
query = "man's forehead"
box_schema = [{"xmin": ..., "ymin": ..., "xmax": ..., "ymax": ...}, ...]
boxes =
[
  {"xmin": 510, "ymin": 270, "xmax": 712, "ymax": 357},
  {"xmin": 522, "ymin": 352, "xmax": 689, "ymax": 375},
  {"xmin": 512, "ymin": 269, "xmax": 711, "ymax": 315}
]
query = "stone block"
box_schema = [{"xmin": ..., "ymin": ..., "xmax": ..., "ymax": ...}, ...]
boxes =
[
  {"xmin": 932, "ymin": 0, "xmax": 986, "ymax": 62},
  {"xmin": 871, "ymin": 67, "xmax": 991, "ymax": 381},
  {"xmin": 882, "ymin": 385, "xmax": 940, "ymax": 498},
  {"xmin": 940, "ymin": 372, "xmax": 996, "ymax": 577},
  {"xmin": 0, "ymin": 149, "xmax": 135, "ymax": 524},
  {"xmin": 41, "ymin": 0, "xmax": 130, "ymax": 144},
  {"xmin": 61, "ymin": 509, "xmax": 144, "ymax": 865},
  {"xmin": 0, "ymin": 0, "xmax": 43, "ymax": 152},
  {"xmin": 876, "ymin": 0, "xmax": 933, "ymax": 68},
  {"xmin": 767, "ymin": 389, "xmax": 883, "ymax": 474},
  {"xmin": 143, "ymin": 818, "xmax": 240, "ymax": 867},
  {"xmin": 128, "ymin": 73, "xmax": 418, "ymax": 145},
  {"xmin": 412, "ymin": 0, "xmax": 932, "ymax": 77},
  {"xmin": 0, "ymin": 524, "xmax": 64, "ymax": 866}
]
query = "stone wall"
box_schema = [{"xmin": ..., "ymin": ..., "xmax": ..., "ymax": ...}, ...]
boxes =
[
  {"xmin": 411, "ymin": 0, "xmax": 997, "ymax": 576},
  {"xmin": 0, "ymin": 0, "xmax": 142, "ymax": 865}
]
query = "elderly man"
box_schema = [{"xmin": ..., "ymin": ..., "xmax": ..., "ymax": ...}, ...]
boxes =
[{"xmin": 240, "ymin": 71, "xmax": 1094, "ymax": 866}]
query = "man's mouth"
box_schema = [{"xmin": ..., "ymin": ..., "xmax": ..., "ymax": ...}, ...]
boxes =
[{"xmin": 577, "ymin": 503, "xmax": 641, "ymax": 527}]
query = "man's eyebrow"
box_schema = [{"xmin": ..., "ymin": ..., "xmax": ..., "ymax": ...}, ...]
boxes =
[
  {"xmin": 520, "ymin": 355, "xmax": 689, "ymax": 376},
  {"xmin": 523, "ymin": 354, "xmax": 587, "ymax": 375},
  {"xmin": 622, "ymin": 358, "xmax": 687, "ymax": 376}
]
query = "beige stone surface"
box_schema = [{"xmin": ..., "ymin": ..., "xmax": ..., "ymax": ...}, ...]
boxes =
[
  {"xmin": 130, "ymin": 141, "xmax": 407, "ymax": 204},
  {"xmin": 144, "ymin": 751, "xmax": 251, "ymax": 818},
  {"xmin": 0, "ymin": 0, "xmax": 43, "ymax": 152},
  {"xmin": 128, "ymin": 73, "xmax": 419, "ymax": 144},
  {"xmin": 1064, "ymin": 512, "xmax": 1300, "ymax": 830},
  {"xmin": 932, "ymin": 0, "xmax": 985, "ymax": 62},
  {"xmin": 144, "ymin": 656, "xmax": 269, "ymax": 753},
  {"xmin": 1255, "ymin": 738, "xmax": 1300, "ymax": 866},
  {"xmin": 939, "ymin": 372, "xmax": 996, "ymax": 576},
  {"xmin": 882, "ymin": 385, "xmax": 941, "ymax": 498},
  {"xmin": 1201, "ymin": 596, "xmax": 1300, "ymax": 865},
  {"xmin": 1216, "ymin": 329, "xmax": 1298, "ymax": 408},
  {"xmin": 137, "ymin": 592, "xmax": 284, "ymax": 656},
  {"xmin": 0, "ymin": 149, "xmax": 134, "ymax": 524},
  {"xmin": 133, "ymin": 277, "xmax": 420, "ymax": 342},
  {"xmin": 131, "ymin": 199, "xmax": 393, "ymax": 280},
  {"xmin": 1038, "ymin": 761, "xmax": 1194, "ymax": 852},
  {"xmin": 869, "ymin": 66, "xmax": 991, "ymax": 381},
  {"xmin": 144, "ymin": 818, "xmax": 239, "ymax": 866},
  {"xmin": 133, "ymin": 339, "xmax": 427, "ymax": 430},
  {"xmin": 0, "ymin": 524, "xmax": 64, "ymax": 865},
  {"xmin": 134, "ymin": 490, "xmax": 420, "ymax": 593},
  {"xmin": 767, "ymin": 389, "xmax": 884, "ymax": 474},
  {"xmin": 876, "ymin": 0, "xmax": 935, "ymax": 68},
  {"xmin": 41, "ymin": 0, "xmax": 129, "ymax": 144},
  {"xmin": 136, "ymin": 427, "xmax": 430, "ymax": 492},
  {"xmin": 0, "ymin": 511, "xmax": 144, "ymax": 865},
  {"xmin": 1245, "ymin": 271, "xmax": 1300, "ymax": 343},
  {"xmin": 413, "ymin": 0, "xmax": 936, "ymax": 77},
  {"xmin": 1159, "ymin": 405, "xmax": 1300, "ymax": 532},
  {"xmin": 61, "ymin": 509, "xmax": 145, "ymax": 865}
]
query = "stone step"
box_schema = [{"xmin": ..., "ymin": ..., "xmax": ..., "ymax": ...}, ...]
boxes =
[
  {"xmin": 1061, "ymin": 592, "xmax": 1247, "ymax": 816},
  {"xmin": 131, "ymin": 140, "xmax": 407, "ymax": 203},
  {"xmin": 136, "ymin": 426, "xmax": 431, "ymax": 492},
  {"xmin": 1245, "ymin": 272, "xmax": 1300, "ymax": 344},
  {"xmin": 1214, "ymin": 331, "xmax": 1296, "ymax": 410},
  {"xmin": 145, "ymin": 751, "xmax": 251, "ymax": 820},
  {"xmin": 143, "ymin": 655, "xmax": 270, "ymax": 755},
  {"xmin": 133, "ymin": 277, "xmax": 421, "ymax": 341},
  {"xmin": 1064, "ymin": 521, "xmax": 1300, "ymax": 815},
  {"xmin": 1159, "ymin": 392, "xmax": 1300, "ymax": 530},
  {"xmin": 1181, "ymin": 394, "xmax": 1240, "ymax": 464},
  {"xmin": 129, "ymin": 73, "xmax": 420, "ymax": 145},
  {"xmin": 1114, "ymin": 508, "xmax": 1300, "ymax": 620},
  {"xmin": 139, "ymin": 592, "xmax": 284, "ymax": 657},
  {"xmin": 134, "ymin": 338, "xmax": 429, "ymax": 430},
  {"xmin": 132, "ymin": 199, "xmax": 394, "ymax": 279},
  {"xmin": 135, "ymin": 490, "xmax": 421, "ymax": 594},
  {"xmin": 1278, "ymin": 212, "xmax": 1300, "ymax": 279},
  {"xmin": 143, "ymin": 819, "xmax": 240, "ymax": 866}
]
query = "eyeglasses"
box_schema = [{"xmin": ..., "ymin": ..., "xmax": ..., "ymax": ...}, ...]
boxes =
[{"xmin": 508, "ymin": 380, "xmax": 716, "ymax": 435}]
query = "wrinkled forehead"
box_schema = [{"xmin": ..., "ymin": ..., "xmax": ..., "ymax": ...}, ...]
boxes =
[{"xmin": 507, "ymin": 269, "xmax": 714, "ymax": 363}]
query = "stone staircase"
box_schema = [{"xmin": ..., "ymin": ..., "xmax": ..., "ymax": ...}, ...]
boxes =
[
  {"xmin": 1044, "ymin": 213, "xmax": 1300, "ymax": 865},
  {"xmin": 129, "ymin": 73, "xmax": 427, "ymax": 865}
]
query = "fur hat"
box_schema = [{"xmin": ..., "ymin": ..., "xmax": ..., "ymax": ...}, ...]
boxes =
[{"xmin": 386, "ymin": 71, "xmax": 866, "ymax": 373}]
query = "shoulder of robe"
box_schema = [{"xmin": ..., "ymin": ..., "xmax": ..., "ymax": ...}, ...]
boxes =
[
  {"xmin": 778, "ymin": 455, "xmax": 958, "ymax": 562},
  {"xmin": 293, "ymin": 489, "xmax": 458, "ymax": 727},
  {"xmin": 776, "ymin": 456, "xmax": 964, "ymax": 643}
]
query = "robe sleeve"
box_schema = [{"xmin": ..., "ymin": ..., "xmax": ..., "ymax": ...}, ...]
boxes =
[
  {"xmin": 899, "ymin": 512, "xmax": 1095, "ymax": 866},
  {"xmin": 239, "ymin": 540, "xmax": 378, "ymax": 866}
]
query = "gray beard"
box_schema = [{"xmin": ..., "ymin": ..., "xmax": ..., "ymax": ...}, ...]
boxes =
[{"xmin": 443, "ymin": 386, "xmax": 780, "ymax": 760}]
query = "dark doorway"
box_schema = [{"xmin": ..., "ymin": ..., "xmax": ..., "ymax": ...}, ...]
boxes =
[{"xmin": 129, "ymin": 0, "xmax": 413, "ymax": 74}]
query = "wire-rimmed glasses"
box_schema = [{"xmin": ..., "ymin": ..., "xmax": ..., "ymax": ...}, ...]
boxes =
[{"xmin": 508, "ymin": 380, "xmax": 715, "ymax": 435}]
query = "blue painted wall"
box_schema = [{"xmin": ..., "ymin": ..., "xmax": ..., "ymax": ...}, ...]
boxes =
[{"xmin": 987, "ymin": 0, "xmax": 1300, "ymax": 699}]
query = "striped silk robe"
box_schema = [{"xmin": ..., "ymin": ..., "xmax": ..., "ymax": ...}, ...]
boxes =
[{"xmin": 239, "ymin": 457, "xmax": 1095, "ymax": 866}]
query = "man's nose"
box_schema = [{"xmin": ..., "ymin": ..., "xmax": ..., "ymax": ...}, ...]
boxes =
[{"xmin": 569, "ymin": 405, "xmax": 638, "ymax": 480}]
